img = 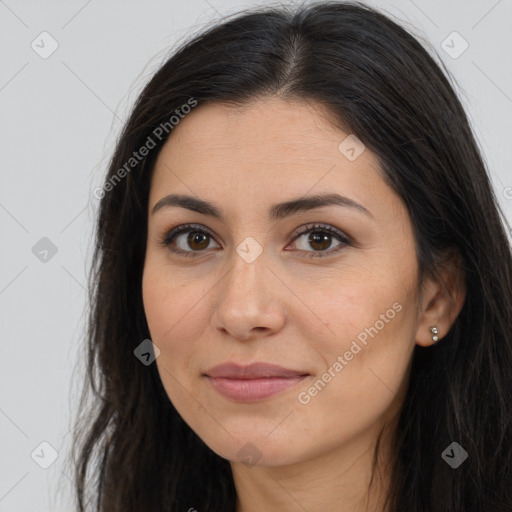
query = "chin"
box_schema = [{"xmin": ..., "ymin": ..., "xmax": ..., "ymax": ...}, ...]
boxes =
[{"xmin": 191, "ymin": 424, "xmax": 313, "ymax": 467}]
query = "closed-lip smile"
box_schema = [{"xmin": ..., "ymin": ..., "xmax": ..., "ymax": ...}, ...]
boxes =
[{"xmin": 204, "ymin": 362, "xmax": 309, "ymax": 402}]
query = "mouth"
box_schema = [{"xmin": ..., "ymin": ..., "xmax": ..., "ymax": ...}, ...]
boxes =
[{"xmin": 204, "ymin": 362, "xmax": 309, "ymax": 403}]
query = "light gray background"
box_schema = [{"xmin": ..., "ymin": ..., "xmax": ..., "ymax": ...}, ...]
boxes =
[{"xmin": 1, "ymin": 0, "xmax": 511, "ymax": 510}]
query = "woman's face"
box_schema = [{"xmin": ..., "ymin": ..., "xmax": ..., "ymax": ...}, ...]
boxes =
[{"xmin": 142, "ymin": 97, "xmax": 425, "ymax": 467}]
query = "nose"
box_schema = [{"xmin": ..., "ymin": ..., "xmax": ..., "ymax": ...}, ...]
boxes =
[{"xmin": 211, "ymin": 247, "xmax": 286, "ymax": 342}]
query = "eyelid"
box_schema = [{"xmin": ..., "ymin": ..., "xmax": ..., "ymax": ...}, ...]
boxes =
[
  {"xmin": 286, "ymin": 223, "xmax": 351, "ymax": 258},
  {"xmin": 159, "ymin": 222, "xmax": 352, "ymax": 257},
  {"xmin": 158, "ymin": 223, "xmax": 220, "ymax": 253},
  {"xmin": 160, "ymin": 223, "xmax": 212, "ymax": 241},
  {"xmin": 290, "ymin": 223, "xmax": 351, "ymax": 244}
]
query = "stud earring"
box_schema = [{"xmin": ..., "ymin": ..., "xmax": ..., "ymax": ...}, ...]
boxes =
[{"xmin": 429, "ymin": 326, "xmax": 439, "ymax": 342}]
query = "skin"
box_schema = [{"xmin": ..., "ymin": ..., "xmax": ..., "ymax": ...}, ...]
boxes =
[{"xmin": 142, "ymin": 97, "xmax": 466, "ymax": 511}]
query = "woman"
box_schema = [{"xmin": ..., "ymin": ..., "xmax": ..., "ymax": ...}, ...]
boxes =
[{"xmin": 71, "ymin": 1, "xmax": 512, "ymax": 510}]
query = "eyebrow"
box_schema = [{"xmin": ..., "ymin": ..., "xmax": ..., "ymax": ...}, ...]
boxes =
[{"xmin": 151, "ymin": 192, "xmax": 373, "ymax": 220}]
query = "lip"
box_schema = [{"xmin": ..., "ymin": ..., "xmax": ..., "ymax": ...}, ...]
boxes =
[{"xmin": 204, "ymin": 362, "xmax": 309, "ymax": 402}]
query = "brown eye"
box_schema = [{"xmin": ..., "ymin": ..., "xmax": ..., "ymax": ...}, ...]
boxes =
[
  {"xmin": 307, "ymin": 232, "xmax": 334, "ymax": 251},
  {"xmin": 161, "ymin": 224, "xmax": 220, "ymax": 256},
  {"xmin": 186, "ymin": 231, "xmax": 210, "ymax": 251},
  {"xmin": 161, "ymin": 222, "xmax": 350, "ymax": 259},
  {"xmin": 288, "ymin": 223, "xmax": 351, "ymax": 258}
]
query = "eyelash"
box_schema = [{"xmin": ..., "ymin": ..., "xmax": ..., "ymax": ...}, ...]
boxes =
[{"xmin": 158, "ymin": 223, "xmax": 352, "ymax": 259}]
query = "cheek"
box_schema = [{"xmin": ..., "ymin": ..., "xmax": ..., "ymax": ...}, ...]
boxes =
[
  {"xmin": 299, "ymin": 270, "xmax": 401, "ymax": 344},
  {"xmin": 142, "ymin": 270, "xmax": 175, "ymax": 341},
  {"xmin": 293, "ymin": 290, "xmax": 414, "ymax": 452},
  {"xmin": 301, "ymin": 268, "xmax": 417, "ymax": 397},
  {"xmin": 142, "ymin": 266, "xmax": 207, "ymax": 420},
  {"xmin": 142, "ymin": 266, "xmax": 203, "ymax": 368}
]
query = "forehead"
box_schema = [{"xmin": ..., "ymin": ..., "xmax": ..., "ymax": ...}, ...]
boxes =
[
  {"xmin": 164, "ymin": 98, "xmax": 348, "ymax": 157},
  {"xmin": 147, "ymin": 98, "xmax": 404, "ymax": 228},
  {"xmin": 152, "ymin": 98, "xmax": 379, "ymax": 186}
]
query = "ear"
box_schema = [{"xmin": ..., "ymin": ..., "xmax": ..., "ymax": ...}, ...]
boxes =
[{"xmin": 415, "ymin": 248, "xmax": 467, "ymax": 347}]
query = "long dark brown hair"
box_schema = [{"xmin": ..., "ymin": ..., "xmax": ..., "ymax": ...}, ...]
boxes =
[{"xmin": 68, "ymin": 1, "xmax": 512, "ymax": 510}]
